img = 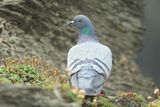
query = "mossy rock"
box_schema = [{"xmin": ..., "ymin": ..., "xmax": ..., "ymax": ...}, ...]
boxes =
[
  {"xmin": 115, "ymin": 92, "xmax": 147, "ymax": 107},
  {"xmin": 81, "ymin": 96, "xmax": 117, "ymax": 107},
  {"xmin": 96, "ymin": 96, "xmax": 117, "ymax": 107}
]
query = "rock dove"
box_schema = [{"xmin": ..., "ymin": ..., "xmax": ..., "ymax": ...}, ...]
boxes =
[{"xmin": 67, "ymin": 15, "xmax": 112, "ymax": 96}]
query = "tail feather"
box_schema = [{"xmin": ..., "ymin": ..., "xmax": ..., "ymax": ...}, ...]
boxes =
[{"xmin": 70, "ymin": 65, "xmax": 105, "ymax": 95}]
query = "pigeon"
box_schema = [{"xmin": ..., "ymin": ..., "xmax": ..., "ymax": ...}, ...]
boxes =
[{"xmin": 67, "ymin": 15, "xmax": 112, "ymax": 96}]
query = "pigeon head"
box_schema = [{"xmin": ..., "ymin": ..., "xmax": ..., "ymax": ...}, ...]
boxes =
[
  {"xmin": 69, "ymin": 15, "xmax": 92, "ymax": 29},
  {"xmin": 69, "ymin": 15, "xmax": 98, "ymax": 43},
  {"xmin": 69, "ymin": 15, "xmax": 96, "ymax": 36}
]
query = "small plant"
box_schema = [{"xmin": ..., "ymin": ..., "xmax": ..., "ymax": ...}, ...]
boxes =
[
  {"xmin": 61, "ymin": 84, "xmax": 85, "ymax": 102},
  {"xmin": 0, "ymin": 64, "xmax": 37, "ymax": 84},
  {"xmin": 0, "ymin": 56, "xmax": 68, "ymax": 88},
  {"xmin": 96, "ymin": 96, "xmax": 117, "ymax": 107}
]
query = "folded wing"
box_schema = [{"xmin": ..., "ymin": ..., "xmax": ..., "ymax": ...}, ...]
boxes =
[{"xmin": 67, "ymin": 42, "xmax": 112, "ymax": 79}]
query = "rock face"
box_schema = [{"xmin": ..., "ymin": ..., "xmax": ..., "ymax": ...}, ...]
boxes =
[
  {"xmin": 0, "ymin": 0, "xmax": 155, "ymax": 96},
  {"xmin": 0, "ymin": 84, "xmax": 79, "ymax": 107}
]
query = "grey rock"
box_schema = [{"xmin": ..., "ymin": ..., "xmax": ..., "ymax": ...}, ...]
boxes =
[{"xmin": 0, "ymin": 84, "xmax": 79, "ymax": 107}]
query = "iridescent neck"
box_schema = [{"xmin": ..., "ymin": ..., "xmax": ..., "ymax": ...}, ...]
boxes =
[
  {"xmin": 78, "ymin": 26, "xmax": 98, "ymax": 44},
  {"xmin": 80, "ymin": 26, "xmax": 95, "ymax": 36},
  {"xmin": 77, "ymin": 36, "xmax": 98, "ymax": 44}
]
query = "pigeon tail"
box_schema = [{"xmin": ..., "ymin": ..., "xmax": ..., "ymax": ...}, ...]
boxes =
[{"xmin": 70, "ymin": 65, "xmax": 105, "ymax": 96}]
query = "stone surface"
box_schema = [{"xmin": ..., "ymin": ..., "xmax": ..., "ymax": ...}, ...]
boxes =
[{"xmin": 0, "ymin": 84, "xmax": 79, "ymax": 107}]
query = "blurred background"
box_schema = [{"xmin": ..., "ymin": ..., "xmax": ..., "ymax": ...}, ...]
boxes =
[
  {"xmin": 137, "ymin": 0, "xmax": 160, "ymax": 86},
  {"xmin": 0, "ymin": 0, "xmax": 159, "ymax": 96}
]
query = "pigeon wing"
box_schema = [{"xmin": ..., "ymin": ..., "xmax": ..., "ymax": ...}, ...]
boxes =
[{"xmin": 67, "ymin": 42, "xmax": 112, "ymax": 79}]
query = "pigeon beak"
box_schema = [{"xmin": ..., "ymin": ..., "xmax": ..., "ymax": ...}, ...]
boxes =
[{"xmin": 68, "ymin": 20, "xmax": 74, "ymax": 26}]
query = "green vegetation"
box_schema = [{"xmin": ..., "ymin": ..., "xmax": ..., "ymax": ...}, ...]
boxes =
[
  {"xmin": 0, "ymin": 64, "xmax": 38, "ymax": 84},
  {"xmin": 0, "ymin": 57, "xmax": 160, "ymax": 107},
  {"xmin": 96, "ymin": 96, "xmax": 117, "ymax": 107},
  {"xmin": 115, "ymin": 92, "xmax": 147, "ymax": 107},
  {"xmin": 0, "ymin": 57, "xmax": 82, "ymax": 103},
  {"xmin": 0, "ymin": 57, "xmax": 67, "ymax": 88}
]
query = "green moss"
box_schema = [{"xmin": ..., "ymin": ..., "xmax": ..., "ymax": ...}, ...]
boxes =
[
  {"xmin": 134, "ymin": 93, "xmax": 147, "ymax": 106},
  {"xmin": 81, "ymin": 96, "xmax": 117, "ymax": 107},
  {"xmin": 0, "ymin": 64, "xmax": 55, "ymax": 88},
  {"xmin": 65, "ymin": 91, "xmax": 77, "ymax": 102},
  {"xmin": 61, "ymin": 84, "xmax": 80, "ymax": 102},
  {"xmin": 0, "ymin": 65, "xmax": 36, "ymax": 83},
  {"xmin": 1, "ymin": 57, "xmax": 69, "ymax": 87},
  {"xmin": 97, "ymin": 96, "xmax": 117, "ymax": 107}
]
